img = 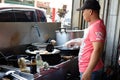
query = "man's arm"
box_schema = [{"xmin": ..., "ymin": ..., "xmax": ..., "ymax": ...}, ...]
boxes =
[
  {"xmin": 81, "ymin": 41, "xmax": 104, "ymax": 80},
  {"xmin": 64, "ymin": 38, "xmax": 83, "ymax": 48}
]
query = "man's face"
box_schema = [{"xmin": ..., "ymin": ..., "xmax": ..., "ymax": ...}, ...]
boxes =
[{"xmin": 82, "ymin": 9, "xmax": 92, "ymax": 22}]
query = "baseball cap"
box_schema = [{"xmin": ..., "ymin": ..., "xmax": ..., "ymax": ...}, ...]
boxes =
[{"xmin": 77, "ymin": 0, "xmax": 100, "ymax": 11}]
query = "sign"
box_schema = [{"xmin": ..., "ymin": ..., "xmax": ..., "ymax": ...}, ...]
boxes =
[
  {"xmin": 37, "ymin": 1, "xmax": 50, "ymax": 8},
  {"xmin": 5, "ymin": 0, "xmax": 34, "ymax": 6}
]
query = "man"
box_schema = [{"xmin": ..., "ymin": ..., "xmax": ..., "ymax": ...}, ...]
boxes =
[{"xmin": 65, "ymin": 0, "xmax": 106, "ymax": 80}]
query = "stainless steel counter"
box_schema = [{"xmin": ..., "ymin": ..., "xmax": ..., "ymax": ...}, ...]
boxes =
[
  {"xmin": 0, "ymin": 56, "xmax": 79, "ymax": 80},
  {"xmin": 34, "ymin": 56, "xmax": 79, "ymax": 80},
  {"xmin": 0, "ymin": 65, "xmax": 34, "ymax": 80}
]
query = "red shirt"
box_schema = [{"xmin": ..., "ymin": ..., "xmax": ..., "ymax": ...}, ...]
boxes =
[{"xmin": 78, "ymin": 20, "xmax": 106, "ymax": 72}]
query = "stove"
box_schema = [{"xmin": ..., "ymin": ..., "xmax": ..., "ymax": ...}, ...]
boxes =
[{"xmin": 0, "ymin": 44, "xmax": 80, "ymax": 80}]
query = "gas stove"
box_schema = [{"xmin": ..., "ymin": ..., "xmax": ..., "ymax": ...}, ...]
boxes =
[{"xmin": 0, "ymin": 44, "xmax": 79, "ymax": 80}]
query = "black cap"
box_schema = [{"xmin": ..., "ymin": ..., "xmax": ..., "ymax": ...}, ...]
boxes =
[{"xmin": 77, "ymin": 0, "xmax": 100, "ymax": 11}]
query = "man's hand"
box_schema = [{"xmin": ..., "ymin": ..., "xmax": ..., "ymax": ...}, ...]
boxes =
[
  {"xmin": 65, "ymin": 41, "xmax": 77, "ymax": 48},
  {"xmin": 64, "ymin": 38, "xmax": 82, "ymax": 48},
  {"xmin": 81, "ymin": 71, "xmax": 92, "ymax": 80}
]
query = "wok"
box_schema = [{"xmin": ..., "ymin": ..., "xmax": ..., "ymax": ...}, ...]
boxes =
[
  {"xmin": 55, "ymin": 46, "xmax": 80, "ymax": 56},
  {"xmin": 25, "ymin": 49, "xmax": 61, "ymax": 65}
]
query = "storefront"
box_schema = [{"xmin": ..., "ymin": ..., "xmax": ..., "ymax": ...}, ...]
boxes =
[{"xmin": 0, "ymin": 0, "xmax": 120, "ymax": 80}]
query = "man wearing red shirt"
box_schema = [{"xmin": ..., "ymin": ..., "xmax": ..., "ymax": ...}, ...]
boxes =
[{"xmin": 66, "ymin": 0, "xmax": 106, "ymax": 80}]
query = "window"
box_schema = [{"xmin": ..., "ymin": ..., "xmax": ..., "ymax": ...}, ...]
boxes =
[
  {"xmin": 36, "ymin": 10, "xmax": 47, "ymax": 22},
  {"xmin": 0, "ymin": 10, "xmax": 15, "ymax": 22},
  {"xmin": 13, "ymin": 10, "xmax": 35, "ymax": 22},
  {"xmin": 0, "ymin": 7, "xmax": 47, "ymax": 22}
]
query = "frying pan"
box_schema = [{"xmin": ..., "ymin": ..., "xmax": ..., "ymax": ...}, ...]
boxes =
[{"xmin": 55, "ymin": 45, "xmax": 80, "ymax": 56}]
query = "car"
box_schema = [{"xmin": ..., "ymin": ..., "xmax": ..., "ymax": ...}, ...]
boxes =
[{"xmin": 0, "ymin": 3, "xmax": 47, "ymax": 22}]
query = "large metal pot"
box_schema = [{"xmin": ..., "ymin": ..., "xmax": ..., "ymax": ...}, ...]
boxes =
[{"xmin": 56, "ymin": 28, "xmax": 84, "ymax": 46}]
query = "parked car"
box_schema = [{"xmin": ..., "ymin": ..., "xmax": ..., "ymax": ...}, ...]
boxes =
[{"xmin": 0, "ymin": 3, "xmax": 47, "ymax": 22}]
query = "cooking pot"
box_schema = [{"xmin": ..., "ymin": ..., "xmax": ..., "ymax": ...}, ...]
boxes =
[
  {"xmin": 40, "ymin": 51, "xmax": 61, "ymax": 65},
  {"xmin": 56, "ymin": 28, "xmax": 84, "ymax": 46},
  {"xmin": 25, "ymin": 48, "xmax": 61, "ymax": 65}
]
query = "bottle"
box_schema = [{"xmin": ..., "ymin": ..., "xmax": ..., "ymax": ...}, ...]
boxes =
[
  {"xmin": 30, "ymin": 56, "xmax": 37, "ymax": 74},
  {"xmin": 36, "ymin": 52, "xmax": 43, "ymax": 73},
  {"xmin": 18, "ymin": 57, "xmax": 27, "ymax": 72}
]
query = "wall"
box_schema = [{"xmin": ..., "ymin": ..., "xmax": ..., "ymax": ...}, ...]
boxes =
[
  {"xmin": 104, "ymin": 0, "xmax": 120, "ymax": 67},
  {"xmin": 0, "ymin": 22, "xmax": 60, "ymax": 48}
]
